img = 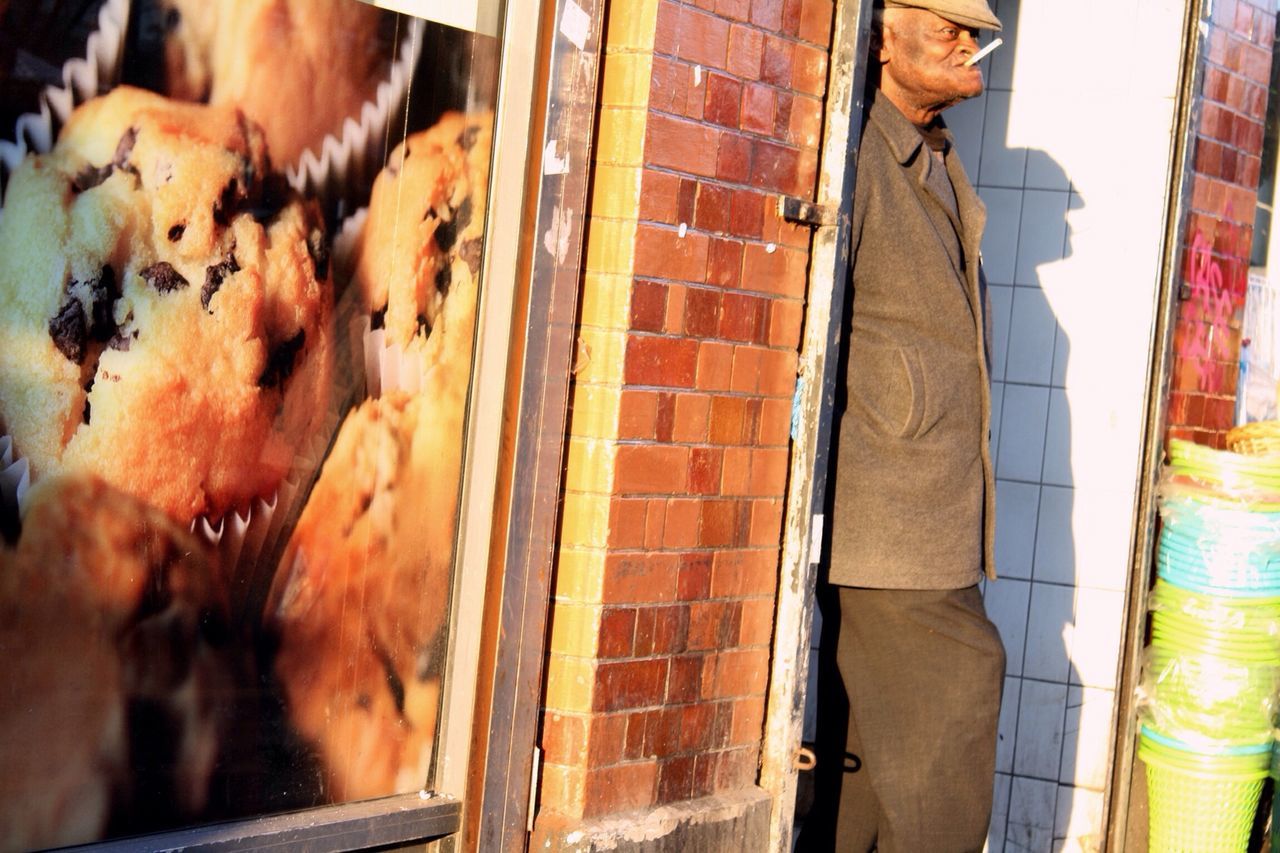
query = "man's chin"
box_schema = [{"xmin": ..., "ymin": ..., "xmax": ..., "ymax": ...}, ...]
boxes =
[{"xmin": 933, "ymin": 88, "xmax": 982, "ymax": 111}]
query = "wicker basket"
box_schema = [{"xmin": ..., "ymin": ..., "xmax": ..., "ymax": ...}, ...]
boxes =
[{"xmin": 1227, "ymin": 420, "xmax": 1280, "ymax": 456}]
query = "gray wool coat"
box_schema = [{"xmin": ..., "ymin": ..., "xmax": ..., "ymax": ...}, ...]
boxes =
[{"xmin": 827, "ymin": 90, "xmax": 996, "ymax": 589}]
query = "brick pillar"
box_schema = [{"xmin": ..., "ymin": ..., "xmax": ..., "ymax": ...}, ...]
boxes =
[
  {"xmin": 534, "ymin": 0, "xmax": 832, "ymax": 838},
  {"xmin": 1168, "ymin": 0, "xmax": 1276, "ymax": 447}
]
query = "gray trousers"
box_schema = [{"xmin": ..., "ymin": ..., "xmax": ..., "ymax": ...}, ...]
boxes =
[{"xmin": 801, "ymin": 585, "xmax": 1006, "ymax": 852}]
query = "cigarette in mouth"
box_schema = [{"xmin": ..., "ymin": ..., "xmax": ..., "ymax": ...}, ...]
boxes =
[{"xmin": 964, "ymin": 37, "xmax": 1003, "ymax": 67}]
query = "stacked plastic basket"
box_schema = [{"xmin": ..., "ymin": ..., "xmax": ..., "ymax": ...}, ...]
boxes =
[{"xmin": 1140, "ymin": 435, "xmax": 1280, "ymax": 851}]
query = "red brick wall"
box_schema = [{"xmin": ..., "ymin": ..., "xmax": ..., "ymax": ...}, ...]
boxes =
[
  {"xmin": 535, "ymin": 0, "xmax": 832, "ymax": 829},
  {"xmin": 1168, "ymin": 0, "xmax": 1276, "ymax": 446}
]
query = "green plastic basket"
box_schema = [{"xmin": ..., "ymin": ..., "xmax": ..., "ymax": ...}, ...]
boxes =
[
  {"xmin": 1142, "ymin": 725, "xmax": 1270, "ymax": 853},
  {"xmin": 1153, "ymin": 612, "xmax": 1280, "ymax": 646},
  {"xmin": 1140, "ymin": 727, "xmax": 1274, "ymax": 770},
  {"xmin": 1151, "ymin": 582, "xmax": 1280, "ymax": 629},
  {"xmin": 1151, "ymin": 627, "xmax": 1280, "ymax": 662},
  {"xmin": 1145, "ymin": 761, "xmax": 1266, "ymax": 852}
]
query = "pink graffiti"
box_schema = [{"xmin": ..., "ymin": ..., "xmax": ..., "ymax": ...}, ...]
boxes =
[{"xmin": 1177, "ymin": 230, "xmax": 1236, "ymax": 391}]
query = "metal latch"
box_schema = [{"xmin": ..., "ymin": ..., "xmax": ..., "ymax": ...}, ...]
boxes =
[{"xmin": 778, "ymin": 195, "xmax": 840, "ymax": 227}]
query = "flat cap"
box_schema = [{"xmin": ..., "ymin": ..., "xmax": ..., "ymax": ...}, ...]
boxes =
[{"xmin": 883, "ymin": 0, "xmax": 1002, "ymax": 30}]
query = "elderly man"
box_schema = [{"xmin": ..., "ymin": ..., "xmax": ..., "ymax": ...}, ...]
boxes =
[{"xmin": 805, "ymin": 1, "xmax": 1007, "ymax": 851}]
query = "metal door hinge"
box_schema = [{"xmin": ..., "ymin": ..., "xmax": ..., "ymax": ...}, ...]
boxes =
[{"xmin": 778, "ymin": 195, "xmax": 841, "ymax": 228}]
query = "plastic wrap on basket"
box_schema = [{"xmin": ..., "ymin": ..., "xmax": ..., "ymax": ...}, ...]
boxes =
[
  {"xmin": 1161, "ymin": 439, "xmax": 1280, "ymax": 509},
  {"xmin": 1157, "ymin": 489, "xmax": 1280, "ymax": 538},
  {"xmin": 1149, "ymin": 581, "xmax": 1280, "ymax": 639},
  {"xmin": 1138, "ymin": 644, "xmax": 1280, "ymax": 747}
]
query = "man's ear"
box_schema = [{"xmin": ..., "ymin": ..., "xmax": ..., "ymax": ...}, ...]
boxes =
[{"xmin": 876, "ymin": 25, "xmax": 893, "ymax": 64}]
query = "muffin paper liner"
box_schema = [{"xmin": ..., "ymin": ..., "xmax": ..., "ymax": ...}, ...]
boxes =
[
  {"xmin": 191, "ymin": 407, "xmax": 341, "ymax": 622},
  {"xmin": 332, "ymin": 206, "xmax": 435, "ymax": 399},
  {"xmin": 0, "ymin": 433, "xmax": 30, "ymax": 528},
  {"xmin": 287, "ymin": 16, "xmax": 425, "ymax": 221},
  {"xmin": 359, "ymin": 319, "xmax": 430, "ymax": 398},
  {"xmin": 0, "ymin": 0, "xmax": 130, "ymax": 205}
]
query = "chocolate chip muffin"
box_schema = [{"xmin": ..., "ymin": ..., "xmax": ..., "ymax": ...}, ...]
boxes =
[
  {"xmin": 0, "ymin": 473, "xmax": 231, "ymax": 849},
  {"xmin": 349, "ymin": 111, "xmax": 491, "ymax": 362},
  {"xmin": 158, "ymin": 0, "xmax": 395, "ymax": 166},
  {"xmin": 0, "ymin": 85, "xmax": 333, "ymax": 524},
  {"xmin": 266, "ymin": 230, "xmax": 480, "ymax": 801}
]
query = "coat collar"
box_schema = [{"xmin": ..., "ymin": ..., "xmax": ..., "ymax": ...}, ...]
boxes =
[
  {"xmin": 866, "ymin": 88, "xmax": 985, "ymax": 254},
  {"xmin": 866, "ymin": 88, "xmax": 989, "ymax": 326},
  {"xmin": 866, "ymin": 89, "xmax": 954, "ymax": 167}
]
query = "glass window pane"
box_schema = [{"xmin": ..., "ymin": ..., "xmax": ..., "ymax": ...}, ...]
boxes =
[{"xmin": 0, "ymin": 0, "xmax": 505, "ymax": 844}]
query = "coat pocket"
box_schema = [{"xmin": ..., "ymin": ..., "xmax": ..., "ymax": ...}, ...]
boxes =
[{"xmin": 848, "ymin": 339, "xmax": 925, "ymax": 438}]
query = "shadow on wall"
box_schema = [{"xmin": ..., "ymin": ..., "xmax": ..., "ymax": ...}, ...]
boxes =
[
  {"xmin": 981, "ymin": 145, "xmax": 1082, "ymax": 853},
  {"xmin": 959, "ymin": 9, "xmax": 1095, "ymax": 848}
]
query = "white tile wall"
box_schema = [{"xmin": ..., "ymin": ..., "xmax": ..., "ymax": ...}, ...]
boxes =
[
  {"xmin": 997, "ymin": 384, "xmax": 1050, "ymax": 481},
  {"xmin": 991, "ymin": 380, "xmax": 1006, "ymax": 454},
  {"xmin": 1061, "ymin": 687, "xmax": 1116, "ymax": 790},
  {"xmin": 1026, "ymin": 148, "xmax": 1071, "ymax": 193},
  {"xmin": 1013, "ymin": 679, "xmax": 1068, "ymax": 780},
  {"xmin": 1005, "ymin": 289, "xmax": 1058, "ymax": 385},
  {"xmin": 995, "ymin": 480, "xmax": 1039, "ymax": 579},
  {"xmin": 987, "ymin": 773, "xmax": 1014, "ymax": 852},
  {"xmin": 1022, "ymin": 584, "xmax": 1074, "ymax": 683},
  {"xmin": 1014, "ymin": 191, "xmax": 1071, "ymax": 286},
  {"xmin": 1031, "ymin": 486, "xmax": 1075, "ymax": 585},
  {"xmin": 970, "ymin": 0, "xmax": 1184, "ymax": 847},
  {"xmin": 1071, "ymin": 588, "xmax": 1126, "ymax": 688},
  {"xmin": 948, "ymin": 94, "xmax": 987, "ymax": 179},
  {"xmin": 990, "ymin": 283, "xmax": 1015, "ymax": 379},
  {"xmin": 987, "ymin": 2, "xmax": 1018, "ymax": 90},
  {"xmin": 1054, "ymin": 786, "xmax": 1105, "ymax": 851},
  {"xmin": 997, "ymin": 676, "xmax": 1022, "ymax": 773},
  {"xmin": 980, "ymin": 91, "xmax": 1026, "ymax": 188},
  {"xmin": 1007, "ymin": 776, "xmax": 1058, "ymax": 852},
  {"xmin": 1041, "ymin": 388, "xmax": 1073, "ymax": 486},
  {"xmin": 986, "ymin": 577, "xmax": 1030, "ymax": 675},
  {"xmin": 981, "ymin": 188, "xmax": 1025, "ymax": 285},
  {"xmin": 1069, "ymin": 488, "xmax": 1134, "ymax": 592},
  {"xmin": 1051, "ymin": 324, "xmax": 1069, "ymax": 388}
]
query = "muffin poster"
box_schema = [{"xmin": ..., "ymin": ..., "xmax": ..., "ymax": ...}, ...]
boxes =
[{"xmin": 0, "ymin": 1, "xmax": 500, "ymax": 847}]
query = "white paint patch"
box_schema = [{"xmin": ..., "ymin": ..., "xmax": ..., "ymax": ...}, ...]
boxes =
[
  {"xmin": 543, "ymin": 138, "xmax": 570, "ymax": 175},
  {"xmin": 766, "ymin": 242, "xmax": 777, "ymax": 253},
  {"xmin": 560, "ymin": 0, "xmax": 591, "ymax": 50},
  {"xmin": 549, "ymin": 790, "xmax": 770, "ymax": 850},
  {"xmin": 543, "ymin": 206, "xmax": 575, "ymax": 263},
  {"xmin": 693, "ymin": 64, "xmax": 703, "ymax": 86},
  {"xmin": 809, "ymin": 514, "xmax": 824, "ymax": 565},
  {"xmin": 678, "ymin": 222, "xmax": 688, "ymax": 238}
]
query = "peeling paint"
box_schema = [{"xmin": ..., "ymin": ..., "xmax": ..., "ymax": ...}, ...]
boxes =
[
  {"xmin": 543, "ymin": 206, "xmax": 575, "ymax": 263},
  {"xmin": 545, "ymin": 790, "xmax": 770, "ymax": 851},
  {"xmin": 560, "ymin": 0, "xmax": 591, "ymax": 50},
  {"xmin": 544, "ymin": 139, "xmax": 570, "ymax": 175}
]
